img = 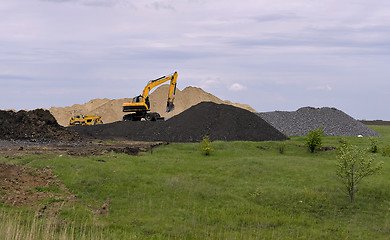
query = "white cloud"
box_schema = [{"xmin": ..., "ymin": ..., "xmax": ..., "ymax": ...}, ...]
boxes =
[
  {"xmin": 41, "ymin": 0, "xmax": 123, "ymax": 7},
  {"xmin": 229, "ymin": 83, "xmax": 247, "ymax": 92},
  {"xmin": 307, "ymin": 84, "xmax": 332, "ymax": 91},
  {"xmin": 147, "ymin": 1, "xmax": 175, "ymax": 10},
  {"xmin": 198, "ymin": 78, "xmax": 220, "ymax": 91}
]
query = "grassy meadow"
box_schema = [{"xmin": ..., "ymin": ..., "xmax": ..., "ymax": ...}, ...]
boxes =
[{"xmin": 1, "ymin": 125, "xmax": 390, "ymax": 239}]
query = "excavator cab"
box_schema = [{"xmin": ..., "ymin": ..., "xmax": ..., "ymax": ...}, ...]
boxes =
[
  {"xmin": 132, "ymin": 95, "xmax": 142, "ymax": 103},
  {"xmin": 129, "ymin": 95, "xmax": 151, "ymax": 109}
]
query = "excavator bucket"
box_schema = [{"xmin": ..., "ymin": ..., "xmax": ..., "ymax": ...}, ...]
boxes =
[{"xmin": 166, "ymin": 101, "xmax": 175, "ymax": 113}]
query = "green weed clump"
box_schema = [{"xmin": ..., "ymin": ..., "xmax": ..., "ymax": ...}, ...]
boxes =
[
  {"xmin": 279, "ymin": 141, "xmax": 286, "ymax": 154},
  {"xmin": 368, "ymin": 137, "xmax": 378, "ymax": 153},
  {"xmin": 382, "ymin": 145, "xmax": 390, "ymax": 157},
  {"xmin": 200, "ymin": 135, "xmax": 213, "ymax": 156},
  {"xmin": 305, "ymin": 127, "xmax": 323, "ymax": 153}
]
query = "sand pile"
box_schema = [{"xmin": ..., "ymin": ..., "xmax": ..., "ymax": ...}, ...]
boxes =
[
  {"xmin": 0, "ymin": 109, "xmax": 80, "ymax": 141},
  {"xmin": 258, "ymin": 107, "xmax": 381, "ymax": 137},
  {"xmin": 49, "ymin": 85, "xmax": 257, "ymax": 126},
  {"xmin": 72, "ymin": 102, "xmax": 287, "ymax": 142}
]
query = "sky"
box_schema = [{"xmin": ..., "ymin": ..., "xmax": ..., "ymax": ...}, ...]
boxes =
[{"xmin": 1, "ymin": 0, "xmax": 389, "ymax": 120}]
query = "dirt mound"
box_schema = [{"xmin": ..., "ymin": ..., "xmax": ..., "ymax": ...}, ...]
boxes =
[
  {"xmin": 159, "ymin": 101, "xmax": 287, "ymax": 142},
  {"xmin": 72, "ymin": 102, "xmax": 288, "ymax": 142},
  {"xmin": 49, "ymin": 85, "xmax": 257, "ymax": 126},
  {"xmin": 0, "ymin": 162, "xmax": 75, "ymax": 207},
  {"xmin": 258, "ymin": 107, "xmax": 381, "ymax": 137},
  {"xmin": 0, "ymin": 109, "xmax": 80, "ymax": 141}
]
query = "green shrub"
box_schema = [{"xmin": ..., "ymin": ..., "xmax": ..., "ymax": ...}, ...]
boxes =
[
  {"xmin": 382, "ymin": 145, "xmax": 390, "ymax": 157},
  {"xmin": 201, "ymin": 135, "xmax": 213, "ymax": 156},
  {"xmin": 339, "ymin": 137, "xmax": 348, "ymax": 145},
  {"xmin": 368, "ymin": 137, "xmax": 378, "ymax": 153},
  {"xmin": 305, "ymin": 127, "xmax": 323, "ymax": 153}
]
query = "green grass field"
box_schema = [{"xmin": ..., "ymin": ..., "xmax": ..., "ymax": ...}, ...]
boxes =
[{"xmin": 1, "ymin": 125, "xmax": 390, "ymax": 239}]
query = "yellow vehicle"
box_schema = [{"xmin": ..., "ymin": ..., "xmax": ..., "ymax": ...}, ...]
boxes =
[
  {"xmin": 122, "ymin": 72, "xmax": 178, "ymax": 121},
  {"xmin": 69, "ymin": 114, "xmax": 103, "ymax": 126}
]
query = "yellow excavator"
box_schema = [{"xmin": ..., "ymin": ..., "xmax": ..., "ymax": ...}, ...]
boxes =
[
  {"xmin": 69, "ymin": 114, "xmax": 103, "ymax": 126},
  {"xmin": 122, "ymin": 72, "xmax": 178, "ymax": 121}
]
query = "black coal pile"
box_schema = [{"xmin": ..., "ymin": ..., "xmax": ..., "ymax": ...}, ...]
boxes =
[
  {"xmin": 73, "ymin": 102, "xmax": 288, "ymax": 142},
  {"xmin": 0, "ymin": 109, "xmax": 80, "ymax": 141},
  {"xmin": 258, "ymin": 107, "xmax": 381, "ymax": 137}
]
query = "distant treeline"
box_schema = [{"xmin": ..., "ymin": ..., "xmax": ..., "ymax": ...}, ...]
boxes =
[{"xmin": 360, "ymin": 120, "xmax": 390, "ymax": 126}]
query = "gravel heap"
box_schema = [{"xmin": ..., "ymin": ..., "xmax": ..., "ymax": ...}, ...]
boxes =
[
  {"xmin": 258, "ymin": 107, "xmax": 381, "ymax": 137},
  {"xmin": 73, "ymin": 102, "xmax": 288, "ymax": 142},
  {"xmin": 0, "ymin": 109, "xmax": 80, "ymax": 141}
]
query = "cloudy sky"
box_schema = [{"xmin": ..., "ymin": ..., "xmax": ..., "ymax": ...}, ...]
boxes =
[{"xmin": 1, "ymin": 0, "xmax": 389, "ymax": 120}]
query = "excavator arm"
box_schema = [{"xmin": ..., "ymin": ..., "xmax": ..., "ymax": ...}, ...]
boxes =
[
  {"xmin": 164, "ymin": 72, "xmax": 177, "ymax": 112},
  {"xmin": 141, "ymin": 72, "xmax": 177, "ymax": 99},
  {"xmin": 140, "ymin": 72, "xmax": 177, "ymax": 112}
]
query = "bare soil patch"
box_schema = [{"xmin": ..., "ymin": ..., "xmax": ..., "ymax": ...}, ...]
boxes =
[{"xmin": 0, "ymin": 162, "xmax": 75, "ymax": 207}]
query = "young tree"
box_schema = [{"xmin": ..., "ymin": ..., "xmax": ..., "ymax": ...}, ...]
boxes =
[
  {"xmin": 201, "ymin": 135, "xmax": 213, "ymax": 156},
  {"xmin": 305, "ymin": 127, "xmax": 323, "ymax": 153},
  {"xmin": 336, "ymin": 141, "xmax": 383, "ymax": 203}
]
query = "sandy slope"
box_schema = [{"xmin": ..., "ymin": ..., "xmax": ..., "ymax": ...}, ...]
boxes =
[{"xmin": 49, "ymin": 85, "xmax": 257, "ymax": 126}]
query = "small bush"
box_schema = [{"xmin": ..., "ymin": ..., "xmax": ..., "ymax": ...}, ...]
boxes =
[
  {"xmin": 305, "ymin": 127, "xmax": 323, "ymax": 153},
  {"xmin": 279, "ymin": 141, "xmax": 286, "ymax": 154},
  {"xmin": 368, "ymin": 137, "xmax": 378, "ymax": 153},
  {"xmin": 382, "ymin": 145, "xmax": 390, "ymax": 157},
  {"xmin": 201, "ymin": 135, "xmax": 213, "ymax": 156},
  {"xmin": 339, "ymin": 137, "xmax": 348, "ymax": 145}
]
